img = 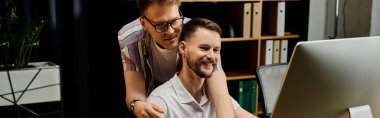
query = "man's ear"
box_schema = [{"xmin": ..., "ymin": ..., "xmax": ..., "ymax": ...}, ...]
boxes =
[
  {"xmin": 139, "ymin": 17, "xmax": 147, "ymax": 31},
  {"xmin": 179, "ymin": 41, "xmax": 186, "ymax": 55}
]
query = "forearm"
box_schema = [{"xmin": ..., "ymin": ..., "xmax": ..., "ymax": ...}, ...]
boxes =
[
  {"xmin": 124, "ymin": 70, "xmax": 147, "ymax": 109},
  {"xmin": 206, "ymin": 69, "xmax": 235, "ymax": 118}
]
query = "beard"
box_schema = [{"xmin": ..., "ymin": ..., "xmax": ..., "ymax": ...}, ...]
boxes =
[{"xmin": 186, "ymin": 56, "xmax": 217, "ymax": 78}]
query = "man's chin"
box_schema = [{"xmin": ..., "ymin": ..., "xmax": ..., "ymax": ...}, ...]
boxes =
[
  {"xmin": 203, "ymin": 73, "xmax": 213, "ymax": 78},
  {"xmin": 200, "ymin": 70, "xmax": 214, "ymax": 78}
]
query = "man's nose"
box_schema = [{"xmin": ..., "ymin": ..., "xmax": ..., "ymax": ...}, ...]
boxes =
[
  {"xmin": 165, "ymin": 25, "xmax": 175, "ymax": 33},
  {"xmin": 206, "ymin": 52, "xmax": 217, "ymax": 62}
]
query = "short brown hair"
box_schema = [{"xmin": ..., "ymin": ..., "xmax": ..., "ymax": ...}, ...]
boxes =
[
  {"xmin": 137, "ymin": 0, "xmax": 180, "ymax": 16},
  {"xmin": 179, "ymin": 18, "xmax": 222, "ymax": 42}
]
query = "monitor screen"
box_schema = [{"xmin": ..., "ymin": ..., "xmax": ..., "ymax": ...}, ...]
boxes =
[{"xmin": 271, "ymin": 36, "xmax": 380, "ymax": 118}]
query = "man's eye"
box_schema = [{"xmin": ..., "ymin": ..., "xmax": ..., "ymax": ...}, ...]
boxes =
[
  {"xmin": 200, "ymin": 47, "xmax": 210, "ymax": 51},
  {"xmin": 156, "ymin": 24, "xmax": 167, "ymax": 29},
  {"xmin": 214, "ymin": 49, "xmax": 220, "ymax": 53}
]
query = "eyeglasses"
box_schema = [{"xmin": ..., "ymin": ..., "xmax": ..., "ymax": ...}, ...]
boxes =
[{"xmin": 143, "ymin": 11, "xmax": 184, "ymax": 33}]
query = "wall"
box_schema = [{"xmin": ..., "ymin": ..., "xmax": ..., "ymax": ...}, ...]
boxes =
[
  {"xmin": 308, "ymin": 0, "xmax": 380, "ymax": 40},
  {"xmin": 337, "ymin": 0, "xmax": 372, "ymax": 38},
  {"xmin": 307, "ymin": 0, "xmax": 327, "ymax": 40},
  {"xmin": 371, "ymin": 0, "xmax": 380, "ymax": 36}
]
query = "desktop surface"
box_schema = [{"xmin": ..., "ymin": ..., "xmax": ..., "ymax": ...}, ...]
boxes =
[{"xmin": 271, "ymin": 36, "xmax": 380, "ymax": 118}]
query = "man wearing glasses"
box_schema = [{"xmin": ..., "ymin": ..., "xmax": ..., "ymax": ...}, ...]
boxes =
[{"xmin": 118, "ymin": 0, "xmax": 247, "ymax": 117}]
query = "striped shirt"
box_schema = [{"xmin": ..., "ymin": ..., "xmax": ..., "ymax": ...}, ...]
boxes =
[{"xmin": 118, "ymin": 18, "xmax": 156, "ymax": 94}]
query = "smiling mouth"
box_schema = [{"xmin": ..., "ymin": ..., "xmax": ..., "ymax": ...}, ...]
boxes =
[
  {"xmin": 164, "ymin": 37, "xmax": 175, "ymax": 41},
  {"xmin": 202, "ymin": 62, "xmax": 214, "ymax": 68}
]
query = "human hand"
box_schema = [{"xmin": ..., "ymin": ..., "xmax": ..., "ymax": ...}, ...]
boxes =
[{"xmin": 133, "ymin": 101, "xmax": 164, "ymax": 118}]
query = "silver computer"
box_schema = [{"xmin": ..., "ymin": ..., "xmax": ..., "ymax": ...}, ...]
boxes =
[{"xmin": 271, "ymin": 36, "xmax": 380, "ymax": 118}]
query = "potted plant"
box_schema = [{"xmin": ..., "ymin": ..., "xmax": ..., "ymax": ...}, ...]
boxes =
[
  {"xmin": 0, "ymin": 1, "xmax": 62, "ymax": 117},
  {"xmin": 0, "ymin": 1, "xmax": 46, "ymax": 69}
]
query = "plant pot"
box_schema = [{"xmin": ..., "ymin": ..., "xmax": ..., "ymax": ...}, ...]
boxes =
[{"xmin": 0, "ymin": 61, "xmax": 62, "ymax": 117}]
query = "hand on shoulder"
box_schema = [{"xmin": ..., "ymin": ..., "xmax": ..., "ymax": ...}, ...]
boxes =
[{"xmin": 134, "ymin": 101, "xmax": 164, "ymax": 118}]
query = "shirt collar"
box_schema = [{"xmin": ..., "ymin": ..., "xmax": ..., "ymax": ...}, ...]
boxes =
[{"xmin": 170, "ymin": 74, "xmax": 209, "ymax": 105}]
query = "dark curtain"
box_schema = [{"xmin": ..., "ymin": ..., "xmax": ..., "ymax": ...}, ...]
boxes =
[{"xmin": 11, "ymin": 0, "xmax": 139, "ymax": 117}]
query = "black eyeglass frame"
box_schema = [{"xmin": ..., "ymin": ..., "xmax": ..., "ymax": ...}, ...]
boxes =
[{"xmin": 143, "ymin": 11, "xmax": 184, "ymax": 33}]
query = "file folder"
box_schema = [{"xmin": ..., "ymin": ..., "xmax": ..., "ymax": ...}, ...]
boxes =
[
  {"xmin": 280, "ymin": 39, "xmax": 288, "ymax": 63},
  {"xmin": 252, "ymin": 2, "xmax": 262, "ymax": 37},
  {"xmin": 243, "ymin": 3, "xmax": 252, "ymax": 37},
  {"xmin": 273, "ymin": 40, "xmax": 281, "ymax": 64}
]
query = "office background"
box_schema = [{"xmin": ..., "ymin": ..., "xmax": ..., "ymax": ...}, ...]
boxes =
[{"xmin": 1, "ymin": 0, "xmax": 379, "ymax": 118}]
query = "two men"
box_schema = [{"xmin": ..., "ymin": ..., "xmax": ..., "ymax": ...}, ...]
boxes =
[
  {"xmin": 147, "ymin": 18, "xmax": 256, "ymax": 118},
  {"xmin": 118, "ymin": 0, "xmax": 252, "ymax": 117}
]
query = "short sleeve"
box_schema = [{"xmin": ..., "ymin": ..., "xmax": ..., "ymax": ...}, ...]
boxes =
[
  {"xmin": 121, "ymin": 49, "xmax": 140, "ymax": 71},
  {"xmin": 118, "ymin": 18, "xmax": 144, "ymax": 72}
]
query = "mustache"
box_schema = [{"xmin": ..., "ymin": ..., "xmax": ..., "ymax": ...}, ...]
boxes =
[{"xmin": 200, "ymin": 57, "xmax": 217, "ymax": 65}]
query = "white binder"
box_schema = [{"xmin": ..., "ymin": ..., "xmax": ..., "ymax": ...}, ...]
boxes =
[
  {"xmin": 280, "ymin": 39, "xmax": 288, "ymax": 63},
  {"xmin": 276, "ymin": 2, "xmax": 285, "ymax": 36},
  {"xmin": 265, "ymin": 40, "xmax": 273, "ymax": 65}
]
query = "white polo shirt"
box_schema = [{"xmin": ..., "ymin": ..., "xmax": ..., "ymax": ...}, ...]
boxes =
[{"xmin": 147, "ymin": 74, "xmax": 240, "ymax": 118}]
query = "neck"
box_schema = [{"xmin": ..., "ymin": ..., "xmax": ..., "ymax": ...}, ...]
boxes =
[
  {"xmin": 178, "ymin": 67, "xmax": 205, "ymax": 103},
  {"xmin": 154, "ymin": 41, "xmax": 166, "ymax": 49}
]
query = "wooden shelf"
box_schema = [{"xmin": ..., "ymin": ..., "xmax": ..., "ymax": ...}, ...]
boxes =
[
  {"xmin": 256, "ymin": 102, "xmax": 263, "ymax": 115},
  {"xmin": 261, "ymin": 34, "xmax": 299, "ymax": 40},
  {"xmin": 221, "ymin": 34, "xmax": 298, "ymax": 42},
  {"xmin": 181, "ymin": 0, "xmax": 259, "ymax": 2},
  {"xmin": 181, "ymin": 0, "xmax": 300, "ymax": 2},
  {"xmin": 222, "ymin": 37, "xmax": 259, "ymax": 42},
  {"xmin": 225, "ymin": 71, "xmax": 256, "ymax": 80},
  {"xmin": 263, "ymin": 0, "xmax": 300, "ymax": 1}
]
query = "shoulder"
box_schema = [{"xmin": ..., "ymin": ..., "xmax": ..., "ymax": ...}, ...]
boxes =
[
  {"xmin": 147, "ymin": 78, "xmax": 176, "ymax": 103},
  {"xmin": 149, "ymin": 81, "xmax": 174, "ymax": 97},
  {"xmin": 118, "ymin": 18, "xmax": 145, "ymax": 50},
  {"xmin": 118, "ymin": 18, "xmax": 142, "ymax": 39},
  {"xmin": 147, "ymin": 81, "xmax": 174, "ymax": 114}
]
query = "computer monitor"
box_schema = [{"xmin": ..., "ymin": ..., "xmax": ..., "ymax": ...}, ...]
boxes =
[{"xmin": 271, "ymin": 36, "xmax": 380, "ymax": 118}]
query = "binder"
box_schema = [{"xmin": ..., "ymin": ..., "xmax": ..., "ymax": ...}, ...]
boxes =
[
  {"xmin": 265, "ymin": 40, "xmax": 273, "ymax": 65},
  {"xmin": 251, "ymin": 80, "xmax": 257, "ymax": 113},
  {"xmin": 243, "ymin": 3, "xmax": 252, "ymax": 38},
  {"xmin": 238, "ymin": 81, "xmax": 244, "ymax": 107},
  {"xmin": 252, "ymin": 2, "xmax": 262, "ymax": 37},
  {"xmin": 273, "ymin": 40, "xmax": 281, "ymax": 64},
  {"xmin": 277, "ymin": 2, "xmax": 286, "ymax": 36},
  {"xmin": 280, "ymin": 39, "xmax": 288, "ymax": 63},
  {"xmin": 267, "ymin": 2, "xmax": 285, "ymax": 36},
  {"xmin": 243, "ymin": 80, "xmax": 252, "ymax": 111}
]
